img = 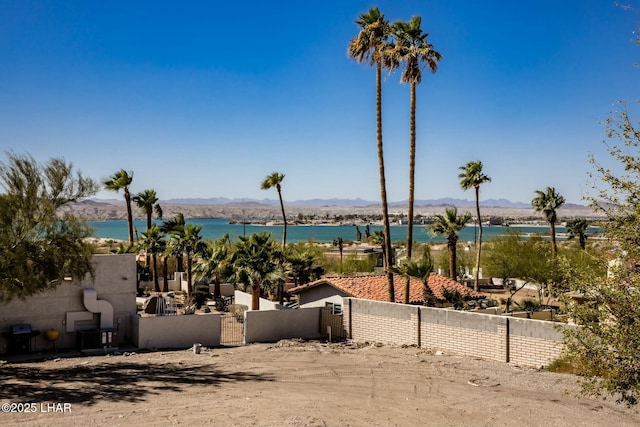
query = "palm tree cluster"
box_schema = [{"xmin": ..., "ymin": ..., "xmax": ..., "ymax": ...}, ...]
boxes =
[{"xmin": 103, "ymin": 169, "xmax": 326, "ymax": 309}]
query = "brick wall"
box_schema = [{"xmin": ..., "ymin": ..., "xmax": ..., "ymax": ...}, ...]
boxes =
[{"xmin": 345, "ymin": 297, "xmax": 567, "ymax": 368}]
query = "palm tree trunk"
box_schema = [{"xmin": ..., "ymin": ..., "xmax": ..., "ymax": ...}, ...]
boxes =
[
  {"xmin": 251, "ymin": 284, "xmax": 260, "ymax": 310},
  {"xmin": 186, "ymin": 256, "xmax": 193, "ymax": 295},
  {"xmin": 550, "ymin": 221, "xmax": 557, "ymax": 256},
  {"xmin": 145, "ymin": 210, "xmax": 152, "ymax": 265},
  {"xmin": 152, "ymin": 253, "xmax": 160, "ymax": 292},
  {"xmin": 449, "ymin": 237, "xmax": 457, "ymax": 280},
  {"xmin": 213, "ymin": 274, "xmax": 221, "ymax": 300},
  {"xmin": 405, "ymin": 81, "xmax": 417, "ymax": 304},
  {"xmin": 277, "ymin": 189, "xmax": 287, "ymax": 248},
  {"xmin": 125, "ymin": 190, "xmax": 134, "ymax": 246},
  {"xmin": 162, "ymin": 256, "xmax": 168, "ymax": 293},
  {"xmin": 474, "ymin": 186, "xmax": 482, "ymax": 292},
  {"xmin": 376, "ymin": 61, "xmax": 395, "ymax": 302}
]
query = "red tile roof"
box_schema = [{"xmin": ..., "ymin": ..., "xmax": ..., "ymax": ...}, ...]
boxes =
[{"xmin": 288, "ymin": 273, "xmax": 485, "ymax": 304}]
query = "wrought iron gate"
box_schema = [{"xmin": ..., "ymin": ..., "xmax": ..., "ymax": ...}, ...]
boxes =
[{"xmin": 220, "ymin": 312, "xmax": 244, "ymax": 346}]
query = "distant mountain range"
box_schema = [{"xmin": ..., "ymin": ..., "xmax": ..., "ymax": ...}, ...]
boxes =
[{"xmin": 91, "ymin": 197, "xmax": 587, "ymax": 210}]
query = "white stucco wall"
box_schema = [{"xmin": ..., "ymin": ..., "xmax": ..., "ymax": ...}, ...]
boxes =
[
  {"xmin": 132, "ymin": 313, "xmax": 220, "ymax": 349},
  {"xmin": 0, "ymin": 254, "xmax": 137, "ymax": 354},
  {"xmin": 244, "ymin": 307, "xmax": 322, "ymax": 343},
  {"xmin": 234, "ymin": 290, "xmax": 284, "ymax": 310}
]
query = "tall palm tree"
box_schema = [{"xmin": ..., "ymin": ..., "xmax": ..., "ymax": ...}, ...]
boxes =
[
  {"xmin": 133, "ymin": 189, "xmax": 163, "ymax": 266},
  {"xmin": 132, "ymin": 189, "xmax": 163, "ymax": 232},
  {"xmin": 348, "ymin": 7, "xmax": 396, "ymax": 302},
  {"xmin": 531, "ymin": 187, "xmax": 565, "ymax": 256},
  {"xmin": 389, "ymin": 16, "xmax": 441, "ymax": 303},
  {"xmin": 566, "ymin": 218, "xmax": 588, "ymax": 250},
  {"xmin": 103, "ymin": 169, "xmax": 134, "ymax": 246},
  {"xmin": 169, "ymin": 223, "xmax": 206, "ymax": 295},
  {"xmin": 232, "ymin": 232, "xmax": 284, "ymax": 310},
  {"xmin": 430, "ymin": 207, "xmax": 472, "ymax": 280},
  {"xmin": 458, "ymin": 160, "xmax": 492, "ymax": 291},
  {"xmin": 261, "ymin": 172, "xmax": 287, "ymax": 248},
  {"xmin": 137, "ymin": 224, "xmax": 164, "ymax": 292}
]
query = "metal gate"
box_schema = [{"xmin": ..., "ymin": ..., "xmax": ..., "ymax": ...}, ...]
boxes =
[
  {"xmin": 320, "ymin": 308, "xmax": 345, "ymax": 341},
  {"xmin": 220, "ymin": 312, "xmax": 244, "ymax": 346}
]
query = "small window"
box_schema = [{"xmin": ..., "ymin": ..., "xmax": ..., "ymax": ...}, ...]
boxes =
[{"xmin": 325, "ymin": 302, "xmax": 342, "ymax": 315}]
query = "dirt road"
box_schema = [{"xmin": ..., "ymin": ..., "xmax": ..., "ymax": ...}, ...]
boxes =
[{"xmin": 1, "ymin": 340, "xmax": 638, "ymax": 426}]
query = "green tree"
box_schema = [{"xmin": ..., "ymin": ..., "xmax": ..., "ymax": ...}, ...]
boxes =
[
  {"xmin": 348, "ymin": 7, "xmax": 395, "ymax": 302},
  {"xmin": 429, "ymin": 207, "xmax": 471, "ymax": 280},
  {"xmin": 458, "ymin": 160, "xmax": 492, "ymax": 291},
  {"xmin": 168, "ymin": 223, "xmax": 206, "ymax": 295},
  {"xmin": 565, "ymin": 218, "xmax": 589, "ymax": 250},
  {"xmin": 260, "ymin": 172, "xmax": 287, "ymax": 248},
  {"xmin": 0, "ymin": 153, "xmax": 98, "ymax": 302},
  {"xmin": 132, "ymin": 189, "xmax": 163, "ymax": 232},
  {"xmin": 483, "ymin": 232, "xmax": 555, "ymax": 310},
  {"xmin": 232, "ymin": 232, "xmax": 284, "ymax": 310},
  {"xmin": 103, "ymin": 169, "xmax": 134, "ymax": 247},
  {"xmin": 558, "ymin": 102, "xmax": 640, "ymax": 406},
  {"xmin": 388, "ymin": 15, "xmax": 441, "ymax": 303},
  {"xmin": 531, "ymin": 186, "xmax": 565, "ymax": 256},
  {"xmin": 136, "ymin": 224, "xmax": 164, "ymax": 292}
]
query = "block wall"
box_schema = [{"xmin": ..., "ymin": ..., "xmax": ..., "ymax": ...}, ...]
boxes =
[{"xmin": 344, "ymin": 298, "xmax": 567, "ymax": 367}]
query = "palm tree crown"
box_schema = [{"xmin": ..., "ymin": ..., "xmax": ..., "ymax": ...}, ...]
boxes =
[
  {"xmin": 132, "ymin": 189, "xmax": 163, "ymax": 231},
  {"xmin": 430, "ymin": 207, "xmax": 472, "ymax": 280},
  {"xmin": 195, "ymin": 237, "xmax": 232, "ymax": 300},
  {"xmin": 458, "ymin": 161, "xmax": 491, "ymax": 192},
  {"xmin": 348, "ymin": 7, "xmax": 391, "ymax": 65},
  {"xmin": 232, "ymin": 232, "xmax": 284, "ymax": 310},
  {"xmin": 532, "ymin": 187, "xmax": 565, "ymax": 256},
  {"xmin": 566, "ymin": 218, "xmax": 589, "ymax": 250},
  {"xmin": 261, "ymin": 172, "xmax": 287, "ymax": 248},
  {"xmin": 388, "ymin": 16, "xmax": 441, "ymax": 84},
  {"xmin": 103, "ymin": 169, "xmax": 134, "ymax": 246}
]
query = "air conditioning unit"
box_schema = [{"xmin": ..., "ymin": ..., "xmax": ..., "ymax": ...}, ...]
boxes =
[{"xmin": 77, "ymin": 329, "xmax": 115, "ymax": 352}]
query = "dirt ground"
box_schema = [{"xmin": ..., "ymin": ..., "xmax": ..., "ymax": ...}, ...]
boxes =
[{"xmin": 2, "ymin": 341, "xmax": 639, "ymax": 427}]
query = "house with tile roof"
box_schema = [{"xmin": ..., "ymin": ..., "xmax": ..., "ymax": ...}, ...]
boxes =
[{"xmin": 287, "ymin": 273, "xmax": 486, "ymax": 310}]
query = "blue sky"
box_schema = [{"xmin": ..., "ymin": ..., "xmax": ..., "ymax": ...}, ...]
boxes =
[{"xmin": 1, "ymin": 0, "xmax": 638, "ymax": 204}]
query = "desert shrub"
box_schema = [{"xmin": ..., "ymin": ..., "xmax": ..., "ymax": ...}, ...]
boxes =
[
  {"xmin": 191, "ymin": 283, "xmax": 211, "ymax": 309},
  {"xmin": 519, "ymin": 298, "xmax": 541, "ymax": 312}
]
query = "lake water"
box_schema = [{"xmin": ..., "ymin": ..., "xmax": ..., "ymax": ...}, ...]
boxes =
[{"xmin": 87, "ymin": 218, "xmax": 580, "ymax": 244}]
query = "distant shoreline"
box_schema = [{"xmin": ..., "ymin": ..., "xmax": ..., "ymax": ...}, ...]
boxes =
[{"xmin": 62, "ymin": 199, "xmax": 606, "ymax": 223}]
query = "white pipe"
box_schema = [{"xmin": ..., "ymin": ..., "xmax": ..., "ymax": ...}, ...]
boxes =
[{"xmin": 83, "ymin": 288, "xmax": 114, "ymax": 329}]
